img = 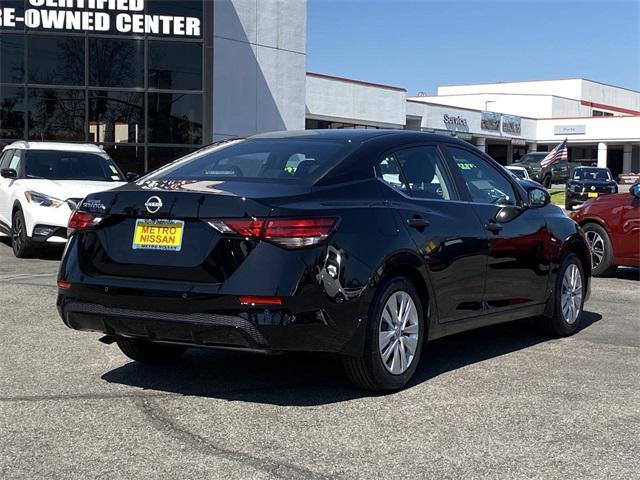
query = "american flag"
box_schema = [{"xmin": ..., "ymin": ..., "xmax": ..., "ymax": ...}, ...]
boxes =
[{"xmin": 541, "ymin": 139, "xmax": 568, "ymax": 168}]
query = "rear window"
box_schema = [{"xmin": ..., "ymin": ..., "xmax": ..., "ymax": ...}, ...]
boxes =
[
  {"xmin": 146, "ymin": 139, "xmax": 352, "ymax": 183},
  {"xmin": 25, "ymin": 150, "xmax": 124, "ymax": 182}
]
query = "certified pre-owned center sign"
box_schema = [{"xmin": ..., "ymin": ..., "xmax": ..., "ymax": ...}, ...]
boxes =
[{"xmin": 0, "ymin": 0, "xmax": 201, "ymax": 36}]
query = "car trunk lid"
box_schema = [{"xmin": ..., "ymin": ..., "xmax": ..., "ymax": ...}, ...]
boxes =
[{"xmin": 76, "ymin": 180, "xmax": 312, "ymax": 284}]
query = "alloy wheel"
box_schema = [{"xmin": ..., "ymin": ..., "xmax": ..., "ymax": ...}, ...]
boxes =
[
  {"xmin": 585, "ymin": 231, "xmax": 605, "ymax": 268},
  {"xmin": 12, "ymin": 215, "xmax": 23, "ymax": 252},
  {"xmin": 561, "ymin": 264, "xmax": 583, "ymax": 325},
  {"xmin": 378, "ymin": 291, "xmax": 419, "ymax": 375}
]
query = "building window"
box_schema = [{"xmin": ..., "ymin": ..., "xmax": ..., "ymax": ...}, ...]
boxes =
[
  {"xmin": 149, "ymin": 41, "xmax": 203, "ymax": 91},
  {"xmin": 0, "ymin": 1, "xmax": 207, "ymax": 172},
  {"xmin": 147, "ymin": 146, "xmax": 200, "ymax": 172},
  {"xmin": 0, "ymin": 86, "xmax": 26, "ymax": 139},
  {"xmin": 89, "ymin": 39, "xmax": 144, "ymax": 89},
  {"xmin": 101, "ymin": 145, "xmax": 145, "ymax": 176},
  {"xmin": 27, "ymin": 88, "xmax": 85, "ymax": 141},
  {"xmin": 89, "ymin": 91, "xmax": 145, "ymax": 143},
  {"xmin": 147, "ymin": 93, "xmax": 203, "ymax": 145},
  {"xmin": 28, "ymin": 35, "xmax": 85, "ymax": 86},
  {"xmin": 0, "ymin": 33, "xmax": 25, "ymax": 84},
  {"xmin": 592, "ymin": 110, "xmax": 614, "ymax": 117}
]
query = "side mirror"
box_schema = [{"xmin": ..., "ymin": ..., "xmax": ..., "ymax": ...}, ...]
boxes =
[
  {"xmin": 527, "ymin": 185, "xmax": 550, "ymax": 208},
  {"xmin": 0, "ymin": 168, "xmax": 17, "ymax": 179},
  {"xmin": 125, "ymin": 172, "xmax": 140, "ymax": 182},
  {"xmin": 631, "ymin": 183, "xmax": 640, "ymax": 199}
]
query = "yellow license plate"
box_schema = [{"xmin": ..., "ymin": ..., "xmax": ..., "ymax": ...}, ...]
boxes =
[
  {"xmin": 132, "ymin": 219, "xmax": 184, "ymax": 251},
  {"xmin": 588, "ymin": 192, "xmax": 599, "ymax": 198}
]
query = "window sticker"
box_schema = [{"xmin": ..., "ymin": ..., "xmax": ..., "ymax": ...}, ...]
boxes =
[{"xmin": 456, "ymin": 161, "xmax": 476, "ymax": 170}]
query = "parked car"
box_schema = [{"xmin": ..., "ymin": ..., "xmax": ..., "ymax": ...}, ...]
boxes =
[
  {"xmin": 506, "ymin": 165, "xmax": 530, "ymax": 180},
  {"xmin": 569, "ymin": 183, "xmax": 640, "ymax": 276},
  {"xmin": 57, "ymin": 130, "xmax": 591, "ymax": 391},
  {"xmin": 0, "ymin": 142, "xmax": 128, "ymax": 257},
  {"xmin": 512, "ymin": 152, "xmax": 570, "ymax": 187},
  {"xmin": 565, "ymin": 166, "xmax": 618, "ymax": 211}
]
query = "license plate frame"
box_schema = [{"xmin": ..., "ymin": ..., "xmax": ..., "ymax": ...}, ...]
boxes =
[{"xmin": 132, "ymin": 219, "xmax": 184, "ymax": 252}]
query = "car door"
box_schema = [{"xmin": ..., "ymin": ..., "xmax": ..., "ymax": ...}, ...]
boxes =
[
  {"xmin": 0, "ymin": 149, "xmax": 16, "ymax": 227},
  {"xmin": 376, "ymin": 144, "xmax": 488, "ymax": 323},
  {"xmin": 444, "ymin": 145, "xmax": 550, "ymax": 313},
  {"xmin": 615, "ymin": 192, "xmax": 640, "ymax": 264}
]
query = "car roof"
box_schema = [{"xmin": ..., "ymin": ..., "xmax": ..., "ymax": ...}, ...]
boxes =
[
  {"xmin": 2, "ymin": 141, "xmax": 105, "ymax": 153},
  {"xmin": 249, "ymin": 129, "xmax": 471, "ymax": 146}
]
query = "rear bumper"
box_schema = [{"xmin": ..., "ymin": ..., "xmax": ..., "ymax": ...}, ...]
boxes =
[
  {"xmin": 57, "ymin": 286, "xmax": 368, "ymax": 355},
  {"xmin": 59, "ymin": 299, "xmax": 271, "ymax": 349}
]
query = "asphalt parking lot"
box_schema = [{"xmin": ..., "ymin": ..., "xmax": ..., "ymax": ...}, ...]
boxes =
[{"xmin": 0, "ymin": 239, "xmax": 638, "ymax": 480}]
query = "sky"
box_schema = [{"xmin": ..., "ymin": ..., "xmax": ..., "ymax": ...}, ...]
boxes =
[{"xmin": 307, "ymin": 0, "xmax": 640, "ymax": 96}]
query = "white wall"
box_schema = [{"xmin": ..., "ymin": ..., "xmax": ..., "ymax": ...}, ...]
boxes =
[
  {"xmin": 406, "ymin": 101, "xmax": 536, "ymax": 140},
  {"xmin": 437, "ymin": 79, "xmax": 640, "ymax": 114},
  {"xmin": 581, "ymin": 80, "xmax": 640, "ymax": 112},
  {"xmin": 213, "ymin": 0, "xmax": 307, "ymax": 139},
  {"xmin": 536, "ymin": 116, "xmax": 640, "ymax": 143},
  {"xmin": 305, "ymin": 74, "xmax": 407, "ymax": 128},
  {"xmin": 438, "ymin": 79, "xmax": 584, "ymax": 100}
]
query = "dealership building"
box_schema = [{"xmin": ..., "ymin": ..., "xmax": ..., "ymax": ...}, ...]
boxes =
[{"xmin": 1, "ymin": 0, "xmax": 639, "ymax": 177}]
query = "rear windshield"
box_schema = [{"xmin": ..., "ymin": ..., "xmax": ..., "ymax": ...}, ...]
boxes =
[
  {"xmin": 573, "ymin": 168, "xmax": 611, "ymax": 181},
  {"xmin": 25, "ymin": 150, "xmax": 124, "ymax": 182},
  {"xmin": 146, "ymin": 139, "xmax": 352, "ymax": 183},
  {"xmin": 508, "ymin": 168, "xmax": 527, "ymax": 179}
]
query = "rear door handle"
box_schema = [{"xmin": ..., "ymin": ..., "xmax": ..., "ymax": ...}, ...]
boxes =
[
  {"xmin": 484, "ymin": 221, "xmax": 503, "ymax": 233},
  {"xmin": 407, "ymin": 216, "xmax": 430, "ymax": 229}
]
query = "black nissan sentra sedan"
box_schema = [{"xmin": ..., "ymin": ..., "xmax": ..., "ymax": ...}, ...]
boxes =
[{"xmin": 57, "ymin": 130, "xmax": 591, "ymax": 391}]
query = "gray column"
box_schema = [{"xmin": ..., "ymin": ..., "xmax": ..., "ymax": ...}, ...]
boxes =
[
  {"xmin": 623, "ymin": 143, "xmax": 632, "ymax": 173},
  {"xmin": 597, "ymin": 142, "xmax": 608, "ymax": 169},
  {"xmin": 527, "ymin": 142, "xmax": 537, "ymax": 152},
  {"xmin": 475, "ymin": 137, "xmax": 486, "ymax": 152}
]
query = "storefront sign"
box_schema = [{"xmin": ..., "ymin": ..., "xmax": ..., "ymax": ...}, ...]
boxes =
[
  {"xmin": 554, "ymin": 125, "xmax": 586, "ymax": 135},
  {"xmin": 442, "ymin": 113, "xmax": 469, "ymax": 130},
  {"xmin": 0, "ymin": 0, "xmax": 201, "ymax": 36},
  {"xmin": 481, "ymin": 111, "xmax": 500, "ymax": 131},
  {"xmin": 501, "ymin": 115, "xmax": 521, "ymax": 135}
]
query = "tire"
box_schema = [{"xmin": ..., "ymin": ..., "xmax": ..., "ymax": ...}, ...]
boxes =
[
  {"xmin": 583, "ymin": 223, "xmax": 617, "ymax": 277},
  {"xmin": 11, "ymin": 209, "xmax": 34, "ymax": 258},
  {"xmin": 542, "ymin": 175, "xmax": 552, "ymax": 188},
  {"xmin": 343, "ymin": 276, "xmax": 425, "ymax": 391},
  {"xmin": 565, "ymin": 199, "xmax": 573, "ymax": 211},
  {"xmin": 539, "ymin": 252, "xmax": 585, "ymax": 337},
  {"xmin": 116, "ymin": 337, "xmax": 187, "ymax": 364}
]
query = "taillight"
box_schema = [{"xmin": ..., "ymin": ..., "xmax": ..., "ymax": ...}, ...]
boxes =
[
  {"xmin": 207, "ymin": 217, "xmax": 337, "ymax": 249},
  {"xmin": 223, "ymin": 218, "xmax": 264, "ymax": 237},
  {"xmin": 263, "ymin": 218, "xmax": 337, "ymax": 248},
  {"xmin": 68, "ymin": 211, "xmax": 103, "ymax": 231},
  {"xmin": 238, "ymin": 296, "xmax": 282, "ymax": 306}
]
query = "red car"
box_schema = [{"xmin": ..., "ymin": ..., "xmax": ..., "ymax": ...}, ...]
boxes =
[{"xmin": 570, "ymin": 183, "xmax": 640, "ymax": 276}]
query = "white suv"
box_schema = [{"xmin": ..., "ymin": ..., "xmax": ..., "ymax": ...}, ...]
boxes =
[{"xmin": 0, "ymin": 142, "xmax": 127, "ymax": 258}]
